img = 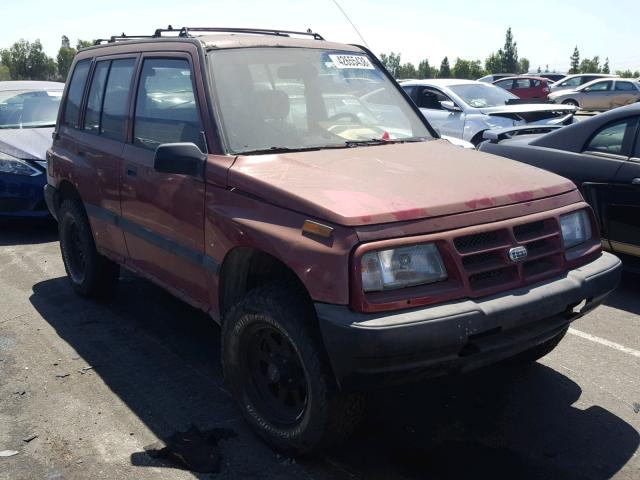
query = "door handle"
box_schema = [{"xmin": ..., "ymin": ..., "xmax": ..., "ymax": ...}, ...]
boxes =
[
  {"xmin": 632, "ymin": 178, "xmax": 640, "ymax": 185},
  {"xmin": 126, "ymin": 165, "xmax": 138, "ymax": 177}
]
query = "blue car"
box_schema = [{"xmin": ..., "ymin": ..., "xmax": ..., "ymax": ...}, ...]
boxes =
[{"xmin": 0, "ymin": 81, "xmax": 64, "ymax": 217}]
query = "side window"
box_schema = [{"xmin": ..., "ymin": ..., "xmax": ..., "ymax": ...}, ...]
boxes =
[
  {"xmin": 514, "ymin": 79, "xmax": 530, "ymax": 89},
  {"xmin": 532, "ymin": 79, "xmax": 542, "ymax": 87},
  {"xmin": 101, "ymin": 58, "xmax": 135, "ymax": 141},
  {"xmin": 562, "ymin": 77, "xmax": 581, "ymax": 87},
  {"xmin": 615, "ymin": 81, "xmax": 636, "ymax": 92},
  {"xmin": 585, "ymin": 81, "xmax": 611, "ymax": 92},
  {"xmin": 63, "ymin": 60, "xmax": 91, "ymax": 128},
  {"xmin": 584, "ymin": 119, "xmax": 634, "ymax": 155},
  {"xmin": 416, "ymin": 87, "xmax": 449, "ymax": 110},
  {"xmin": 84, "ymin": 61, "xmax": 110, "ymax": 133},
  {"xmin": 495, "ymin": 80, "xmax": 512, "ymax": 89},
  {"xmin": 133, "ymin": 58, "xmax": 205, "ymax": 151}
]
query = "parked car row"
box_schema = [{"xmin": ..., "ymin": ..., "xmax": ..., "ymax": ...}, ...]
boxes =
[{"xmin": 0, "ymin": 27, "xmax": 626, "ymax": 457}]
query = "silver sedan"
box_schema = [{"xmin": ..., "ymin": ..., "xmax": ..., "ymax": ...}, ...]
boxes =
[
  {"xmin": 401, "ymin": 79, "xmax": 576, "ymax": 145},
  {"xmin": 548, "ymin": 78, "xmax": 640, "ymax": 111}
]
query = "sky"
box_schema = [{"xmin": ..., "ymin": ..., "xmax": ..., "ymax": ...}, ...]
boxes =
[{"xmin": 1, "ymin": 0, "xmax": 639, "ymax": 73}]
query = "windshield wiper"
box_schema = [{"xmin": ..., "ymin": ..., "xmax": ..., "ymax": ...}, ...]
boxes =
[
  {"xmin": 344, "ymin": 137, "xmax": 428, "ymax": 147},
  {"xmin": 239, "ymin": 146, "xmax": 325, "ymax": 155}
]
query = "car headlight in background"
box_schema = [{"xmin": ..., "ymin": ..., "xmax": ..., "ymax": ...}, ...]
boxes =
[
  {"xmin": 560, "ymin": 210, "xmax": 592, "ymax": 248},
  {"xmin": 0, "ymin": 152, "xmax": 41, "ymax": 176},
  {"xmin": 361, "ymin": 243, "xmax": 447, "ymax": 292}
]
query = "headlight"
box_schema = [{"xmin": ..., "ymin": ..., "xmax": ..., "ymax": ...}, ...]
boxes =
[
  {"xmin": 560, "ymin": 210, "xmax": 592, "ymax": 248},
  {"xmin": 0, "ymin": 152, "xmax": 41, "ymax": 176},
  {"xmin": 361, "ymin": 243, "xmax": 447, "ymax": 292}
]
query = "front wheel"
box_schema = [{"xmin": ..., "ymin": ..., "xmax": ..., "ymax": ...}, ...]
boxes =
[
  {"xmin": 563, "ymin": 99, "xmax": 579, "ymax": 108},
  {"xmin": 58, "ymin": 199, "xmax": 120, "ymax": 299},
  {"xmin": 222, "ymin": 283, "xmax": 363, "ymax": 456}
]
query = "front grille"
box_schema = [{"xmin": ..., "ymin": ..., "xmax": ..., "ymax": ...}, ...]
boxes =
[{"xmin": 454, "ymin": 217, "xmax": 563, "ymax": 294}]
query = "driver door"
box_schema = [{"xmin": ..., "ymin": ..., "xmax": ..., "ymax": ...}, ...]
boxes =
[
  {"xmin": 415, "ymin": 86, "xmax": 464, "ymax": 138},
  {"xmin": 582, "ymin": 81, "xmax": 614, "ymax": 110}
]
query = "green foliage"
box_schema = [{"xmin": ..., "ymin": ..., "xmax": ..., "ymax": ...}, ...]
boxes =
[
  {"xmin": 518, "ymin": 58, "xmax": 530, "ymax": 74},
  {"xmin": 569, "ymin": 46, "xmax": 580, "ymax": 74},
  {"xmin": 615, "ymin": 69, "xmax": 640, "ymax": 78},
  {"xmin": 417, "ymin": 59, "xmax": 433, "ymax": 79},
  {"xmin": 379, "ymin": 52, "xmax": 401, "ymax": 77},
  {"xmin": 602, "ymin": 58, "xmax": 610, "ymax": 74},
  {"xmin": 396, "ymin": 62, "xmax": 417, "ymax": 79},
  {"xmin": 439, "ymin": 56, "xmax": 451, "ymax": 78},
  {"xmin": 500, "ymin": 27, "xmax": 518, "ymax": 73},
  {"xmin": 485, "ymin": 52, "xmax": 502, "ymax": 74},
  {"xmin": 452, "ymin": 58, "xmax": 485, "ymax": 79},
  {"xmin": 0, "ymin": 64, "xmax": 10, "ymax": 80},
  {"xmin": 76, "ymin": 39, "xmax": 94, "ymax": 50},
  {"xmin": 537, "ymin": 65, "xmax": 542, "ymax": 74},
  {"xmin": 0, "ymin": 39, "xmax": 55, "ymax": 80},
  {"xmin": 579, "ymin": 56, "xmax": 601, "ymax": 73}
]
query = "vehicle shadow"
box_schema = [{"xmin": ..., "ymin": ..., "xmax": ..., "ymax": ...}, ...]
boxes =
[
  {"xmin": 29, "ymin": 273, "xmax": 639, "ymax": 480},
  {"xmin": 604, "ymin": 270, "xmax": 640, "ymax": 315},
  {"xmin": 0, "ymin": 217, "xmax": 58, "ymax": 246}
]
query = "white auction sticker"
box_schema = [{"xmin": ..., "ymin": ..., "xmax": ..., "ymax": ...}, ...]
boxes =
[{"xmin": 329, "ymin": 54, "xmax": 375, "ymax": 70}]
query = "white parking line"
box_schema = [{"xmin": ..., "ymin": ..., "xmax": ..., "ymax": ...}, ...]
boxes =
[{"xmin": 568, "ymin": 328, "xmax": 640, "ymax": 358}]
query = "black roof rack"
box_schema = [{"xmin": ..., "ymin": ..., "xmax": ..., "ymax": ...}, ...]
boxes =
[{"xmin": 94, "ymin": 26, "xmax": 324, "ymax": 45}]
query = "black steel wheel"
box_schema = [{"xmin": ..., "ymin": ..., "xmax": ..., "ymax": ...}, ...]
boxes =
[
  {"xmin": 222, "ymin": 283, "xmax": 363, "ymax": 456},
  {"xmin": 58, "ymin": 199, "xmax": 120, "ymax": 299}
]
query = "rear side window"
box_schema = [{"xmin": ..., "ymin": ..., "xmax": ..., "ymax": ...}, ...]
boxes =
[
  {"xmin": 84, "ymin": 61, "xmax": 110, "ymax": 133},
  {"xmin": 133, "ymin": 58, "xmax": 205, "ymax": 151},
  {"xmin": 101, "ymin": 58, "xmax": 135, "ymax": 141},
  {"xmin": 584, "ymin": 119, "xmax": 634, "ymax": 155},
  {"xmin": 63, "ymin": 60, "xmax": 91, "ymax": 128},
  {"xmin": 514, "ymin": 79, "xmax": 529, "ymax": 89},
  {"xmin": 615, "ymin": 81, "xmax": 636, "ymax": 91}
]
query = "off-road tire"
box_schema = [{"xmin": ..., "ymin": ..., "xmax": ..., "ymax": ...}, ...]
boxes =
[
  {"xmin": 58, "ymin": 199, "xmax": 119, "ymax": 299},
  {"xmin": 222, "ymin": 283, "xmax": 364, "ymax": 456},
  {"xmin": 504, "ymin": 327, "xmax": 568, "ymax": 365}
]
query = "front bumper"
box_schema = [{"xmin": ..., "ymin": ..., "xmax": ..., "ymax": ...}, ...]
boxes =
[
  {"xmin": 316, "ymin": 252, "xmax": 621, "ymax": 390},
  {"xmin": 0, "ymin": 172, "xmax": 49, "ymax": 218}
]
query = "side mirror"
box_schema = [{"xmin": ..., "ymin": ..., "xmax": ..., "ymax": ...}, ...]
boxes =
[
  {"xmin": 440, "ymin": 100, "xmax": 461, "ymax": 112},
  {"xmin": 154, "ymin": 143, "xmax": 206, "ymax": 177}
]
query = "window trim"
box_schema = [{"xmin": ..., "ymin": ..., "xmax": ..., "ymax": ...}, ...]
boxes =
[
  {"xmin": 582, "ymin": 116, "xmax": 639, "ymax": 159},
  {"xmin": 416, "ymin": 86, "xmax": 460, "ymax": 111},
  {"xmin": 82, "ymin": 59, "xmax": 111, "ymax": 134},
  {"xmin": 129, "ymin": 52, "xmax": 207, "ymax": 151}
]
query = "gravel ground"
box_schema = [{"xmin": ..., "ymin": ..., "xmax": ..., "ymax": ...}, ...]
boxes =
[{"xmin": 1, "ymin": 219, "xmax": 638, "ymax": 480}]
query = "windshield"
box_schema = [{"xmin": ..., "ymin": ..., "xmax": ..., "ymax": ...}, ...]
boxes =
[
  {"xmin": 208, "ymin": 48, "xmax": 432, "ymax": 154},
  {"xmin": 0, "ymin": 89, "xmax": 62, "ymax": 129},
  {"xmin": 448, "ymin": 83, "xmax": 518, "ymax": 108}
]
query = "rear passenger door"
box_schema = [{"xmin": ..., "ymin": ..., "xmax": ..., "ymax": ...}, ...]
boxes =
[
  {"xmin": 612, "ymin": 81, "xmax": 640, "ymax": 108},
  {"xmin": 120, "ymin": 53, "xmax": 210, "ymax": 306}
]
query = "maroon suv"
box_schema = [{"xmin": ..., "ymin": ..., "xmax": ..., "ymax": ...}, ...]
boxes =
[{"xmin": 44, "ymin": 27, "xmax": 621, "ymax": 455}]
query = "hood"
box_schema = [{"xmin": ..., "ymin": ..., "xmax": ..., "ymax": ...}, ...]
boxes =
[
  {"xmin": 228, "ymin": 139, "xmax": 576, "ymax": 227},
  {"xmin": 478, "ymin": 104, "xmax": 576, "ymax": 115},
  {"xmin": 0, "ymin": 128, "xmax": 54, "ymax": 160}
]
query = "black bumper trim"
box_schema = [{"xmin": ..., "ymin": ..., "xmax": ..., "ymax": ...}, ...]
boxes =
[{"xmin": 316, "ymin": 252, "xmax": 622, "ymax": 390}]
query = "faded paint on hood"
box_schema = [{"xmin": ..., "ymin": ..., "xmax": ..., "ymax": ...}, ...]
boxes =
[
  {"xmin": 478, "ymin": 104, "xmax": 576, "ymax": 115},
  {"xmin": 228, "ymin": 139, "xmax": 576, "ymax": 226},
  {"xmin": 0, "ymin": 128, "xmax": 54, "ymax": 160}
]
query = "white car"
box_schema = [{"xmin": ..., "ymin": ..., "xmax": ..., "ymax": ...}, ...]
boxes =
[{"xmin": 401, "ymin": 79, "xmax": 577, "ymax": 145}]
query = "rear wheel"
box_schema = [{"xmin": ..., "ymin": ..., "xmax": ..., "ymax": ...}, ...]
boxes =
[
  {"xmin": 504, "ymin": 327, "xmax": 568, "ymax": 365},
  {"xmin": 563, "ymin": 99, "xmax": 579, "ymax": 108},
  {"xmin": 222, "ymin": 283, "xmax": 363, "ymax": 456},
  {"xmin": 58, "ymin": 199, "xmax": 120, "ymax": 299}
]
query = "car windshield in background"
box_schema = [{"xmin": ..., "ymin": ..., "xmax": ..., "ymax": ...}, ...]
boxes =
[
  {"xmin": 208, "ymin": 48, "xmax": 432, "ymax": 154},
  {"xmin": 0, "ymin": 89, "xmax": 62, "ymax": 128},
  {"xmin": 449, "ymin": 83, "xmax": 518, "ymax": 108}
]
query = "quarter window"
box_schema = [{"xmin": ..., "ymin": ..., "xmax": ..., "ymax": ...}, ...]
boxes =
[
  {"xmin": 584, "ymin": 119, "xmax": 634, "ymax": 155},
  {"xmin": 63, "ymin": 60, "xmax": 91, "ymax": 128},
  {"xmin": 133, "ymin": 58, "xmax": 205, "ymax": 151}
]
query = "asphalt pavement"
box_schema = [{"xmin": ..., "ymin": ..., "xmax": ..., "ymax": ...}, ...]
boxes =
[{"xmin": 1, "ymin": 219, "xmax": 638, "ymax": 480}]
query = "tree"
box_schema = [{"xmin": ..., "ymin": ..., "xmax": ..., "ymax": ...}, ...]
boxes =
[
  {"xmin": 485, "ymin": 52, "xmax": 502, "ymax": 74},
  {"xmin": 501, "ymin": 27, "xmax": 518, "ymax": 73},
  {"xmin": 615, "ymin": 69, "xmax": 640, "ymax": 78},
  {"xmin": 537, "ymin": 65, "xmax": 542, "ymax": 74},
  {"xmin": 379, "ymin": 52, "xmax": 401, "ymax": 77},
  {"xmin": 57, "ymin": 35, "xmax": 76, "ymax": 80},
  {"xmin": 545, "ymin": 64, "xmax": 549, "ymax": 73},
  {"xmin": 452, "ymin": 58, "xmax": 470, "ymax": 79},
  {"xmin": 602, "ymin": 57, "xmax": 610, "ymax": 74},
  {"xmin": 417, "ymin": 59, "xmax": 432, "ymax": 79},
  {"xmin": 579, "ymin": 56, "xmax": 601, "ymax": 73},
  {"xmin": 396, "ymin": 62, "xmax": 417, "ymax": 79},
  {"xmin": 0, "ymin": 39, "xmax": 54, "ymax": 80},
  {"xmin": 569, "ymin": 46, "xmax": 580, "ymax": 74},
  {"xmin": 469, "ymin": 60, "xmax": 485, "ymax": 79},
  {"xmin": 439, "ymin": 56, "xmax": 451, "ymax": 78},
  {"xmin": 518, "ymin": 58, "xmax": 530, "ymax": 74},
  {"xmin": 0, "ymin": 64, "xmax": 10, "ymax": 80},
  {"xmin": 76, "ymin": 39, "xmax": 94, "ymax": 50}
]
